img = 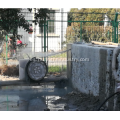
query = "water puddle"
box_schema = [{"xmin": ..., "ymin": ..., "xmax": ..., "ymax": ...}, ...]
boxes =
[{"xmin": 0, "ymin": 83, "xmax": 70, "ymax": 111}]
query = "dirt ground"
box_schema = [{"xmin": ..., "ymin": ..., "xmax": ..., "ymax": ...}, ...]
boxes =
[
  {"xmin": 0, "ymin": 75, "xmax": 19, "ymax": 81},
  {"xmin": 0, "ymin": 72, "xmax": 66, "ymax": 81}
]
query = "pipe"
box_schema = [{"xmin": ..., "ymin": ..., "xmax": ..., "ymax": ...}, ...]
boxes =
[{"xmin": 112, "ymin": 46, "xmax": 120, "ymax": 82}]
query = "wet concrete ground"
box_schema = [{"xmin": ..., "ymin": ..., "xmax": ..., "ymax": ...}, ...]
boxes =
[
  {"xmin": 0, "ymin": 78, "xmax": 118, "ymax": 111},
  {"xmin": 0, "ymin": 82, "xmax": 72, "ymax": 111},
  {"xmin": 1, "ymin": 83, "xmax": 119, "ymax": 111}
]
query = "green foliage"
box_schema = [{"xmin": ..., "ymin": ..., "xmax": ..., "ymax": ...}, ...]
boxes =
[
  {"xmin": 0, "ymin": 8, "xmax": 50, "ymax": 40},
  {"xmin": 0, "ymin": 9, "xmax": 29, "ymax": 35},
  {"xmin": 66, "ymin": 8, "xmax": 118, "ymax": 43},
  {"xmin": 68, "ymin": 8, "xmax": 120, "ymax": 22},
  {"xmin": 33, "ymin": 8, "xmax": 50, "ymax": 25}
]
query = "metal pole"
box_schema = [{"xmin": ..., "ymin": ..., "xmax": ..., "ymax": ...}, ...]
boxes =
[
  {"xmin": 61, "ymin": 8, "xmax": 63, "ymax": 49},
  {"xmin": 32, "ymin": 8, "xmax": 35, "ymax": 56},
  {"xmin": 46, "ymin": 20, "xmax": 48, "ymax": 71},
  {"xmin": 6, "ymin": 35, "xmax": 8, "ymax": 65},
  {"xmin": 112, "ymin": 24, "xmax": 114, "ymax": 42},
  {"xmin": 44, "ymin": 17, "xmax": 46, "ymax": 62},
  {"xmin": 114, "ymin": 12, "xmax": 118, "ymax": 43},
  {"xmin": 117, "ymin": 22, "xmax": 118, "ymax": 43},
  {"xmin": 47, "ymin": 20, "xmax": 48, "ymax": 52},
  {"xmin": 108, "ymin": 30, "xmax": 110, "ymax": 39},
  {"xmin": 80, "ymin": 22, "xmax": 82, "ymax": 41},
  {"xmin": 114, "ymin": 22, "xmax": 116, "ymax": 43},
  {"xmin": 34, "ymin": 8, "xmax": 36, "ymax": 55}
]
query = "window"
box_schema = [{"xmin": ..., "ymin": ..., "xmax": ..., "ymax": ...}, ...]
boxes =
[
  {"xmin": 48, "ymin": 11, "xmax": 55, "ymax": 33},
  {"xmin": 39, "ymin": 10, "xmax": 55, "ymax": 34}
]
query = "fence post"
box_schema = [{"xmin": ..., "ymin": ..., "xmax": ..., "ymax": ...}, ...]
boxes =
[
  {"xmin": 47, "ymin": 20, "xmax": 48, "ymax": 52},
  {"xmin": 113, "ymin": 12, "xmax": 118, "ymax": 43},
  {"xmin": 117, "ymin": 22, "xmax": 118, "ymax": 43},
  {"xmin": 44, "ymin": 17, "xmax": 46, "ymax": 62},
  {"xmin": 80, "ymin": 22, "xmax": 82, "ymax": 41},
  {"xmin": 112, "ymin": 24, "xmax": 114, "ymax": 42},
  {"xmin": 114, "ymin": 22, "xmax": 116, "ymax": 43},
  {"xmin": 46, "ymin": 20, "xmax": 48, "ymax": 71},
  {"xmin": 6, "ymin": 35, "xmax": 8, "ymax": 65}
]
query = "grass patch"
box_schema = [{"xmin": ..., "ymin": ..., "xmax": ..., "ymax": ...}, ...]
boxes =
[
  {"xmin": 48, "ymin": 65, "xmax": 67, "ymax": 73},
  {"xmin": 50, "ymin": 53, "xmax": 67, "ymax": 58}
]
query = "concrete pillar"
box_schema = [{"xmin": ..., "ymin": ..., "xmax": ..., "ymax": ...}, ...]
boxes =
[{"xmin": 19, "ymin": 59, "xmax": 29, "ymax": 81}]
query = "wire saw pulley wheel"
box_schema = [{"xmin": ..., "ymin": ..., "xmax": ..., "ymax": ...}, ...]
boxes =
[{"xmin": 26, "ymin": 57, "xmax": 47, "ymax": 81}]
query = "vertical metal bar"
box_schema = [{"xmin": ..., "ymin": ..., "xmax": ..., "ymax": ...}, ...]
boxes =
[
  {"xmin": 114, "ymin": 12, "xmax": 118, "ymax": 43},
  {"xmin": 118, "ymin": 21, "xmax": 120, "ymax": 43},
  {"xmin": 112, "ymin": 23, "xmax": 114, "ymax": 42},
  {"xmin": 108, "ymin": 30, "xmax": 110, "ymax": 40},
  {"xmin": 80, "ymin": 22, "xmax": 82, "ymax": 41},
  {"xmin": 61, "ymin": 8, "xmax": 63, "ymax": 49},
  {"xmin": 117, "ymin": 22, "xmax": 118, "ymax": 43},
  {"xmin": 6, "ymin": 35, "xmax": 8, "ymax": 65},
  {"xmin": 46, "ymin": 20, "xmax": 48, "ymax": 72},
  {"xmin": 47, "ymin": 20, "xmax": 48, "ymax": 52},
  {"xmin": 114, "ymin": 22, "xmax": 116, "ymax": 43},
  {"xmin": 32, "ymin": 9, "xmax": 35, "ymax": 56},
  {"xmin": 44, "ymin": 17, "xmax": 46, "ymax": 62},
  {"xmin": 34, "ymin": 8, "xmax": 36, "ymax": 55}
]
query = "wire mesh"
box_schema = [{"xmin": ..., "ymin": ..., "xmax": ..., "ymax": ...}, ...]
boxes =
[{"xmin": 0, "ymin": 10, "xmax": 120, "ymax": 74}]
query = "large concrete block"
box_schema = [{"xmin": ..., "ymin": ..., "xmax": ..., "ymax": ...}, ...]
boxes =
[{"xmin": 71, "ymin": 44, "xmax": 117, "ymax": 110}]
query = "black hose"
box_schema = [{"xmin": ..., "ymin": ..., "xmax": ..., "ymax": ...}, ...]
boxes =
[{"xmin": 97, "ymin": 92, "xmax": 120, "ymax": 111}]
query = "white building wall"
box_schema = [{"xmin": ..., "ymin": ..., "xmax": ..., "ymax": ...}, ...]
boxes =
[
  {"xmin": 18, "ymin": 8, "xmax": 70, "ymax": 53},
  {"xmin": 18, "ymin": 9, "xmax": 34, "ymax": 53}
]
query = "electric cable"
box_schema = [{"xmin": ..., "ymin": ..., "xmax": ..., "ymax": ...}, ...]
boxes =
[{"xmin": 97, "ymin": 92, "xmax": 120, "ymax": 111}]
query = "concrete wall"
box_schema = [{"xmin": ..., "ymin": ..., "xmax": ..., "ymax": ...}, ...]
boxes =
[{"xmin": 68, "ymin": 43, "xmax": 118, "ymax": 110}]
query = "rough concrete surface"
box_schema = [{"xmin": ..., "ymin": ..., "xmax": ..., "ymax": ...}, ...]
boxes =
[{"xmin": 71, "ymin": 44, "xmax": 117, "ymax": 110}]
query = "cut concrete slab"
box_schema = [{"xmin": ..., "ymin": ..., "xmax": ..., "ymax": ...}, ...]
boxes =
[{"xmin": 70, "ymin": 43, "xmax": 118, "ymax": 110}]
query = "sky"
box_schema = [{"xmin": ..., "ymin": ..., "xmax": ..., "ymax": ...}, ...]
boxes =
[{"xmin": 1, "ymin": 0, "xmax": 119, "ymax": 9}]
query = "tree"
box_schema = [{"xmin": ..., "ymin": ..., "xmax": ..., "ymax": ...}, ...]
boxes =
[
  {"xmin": 0, "ymin": 8, "xmax": 50, "ymax": 41},
  {"xmin": 66, "ymin": 8, "xmax": 120, "ymax": 43}
]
